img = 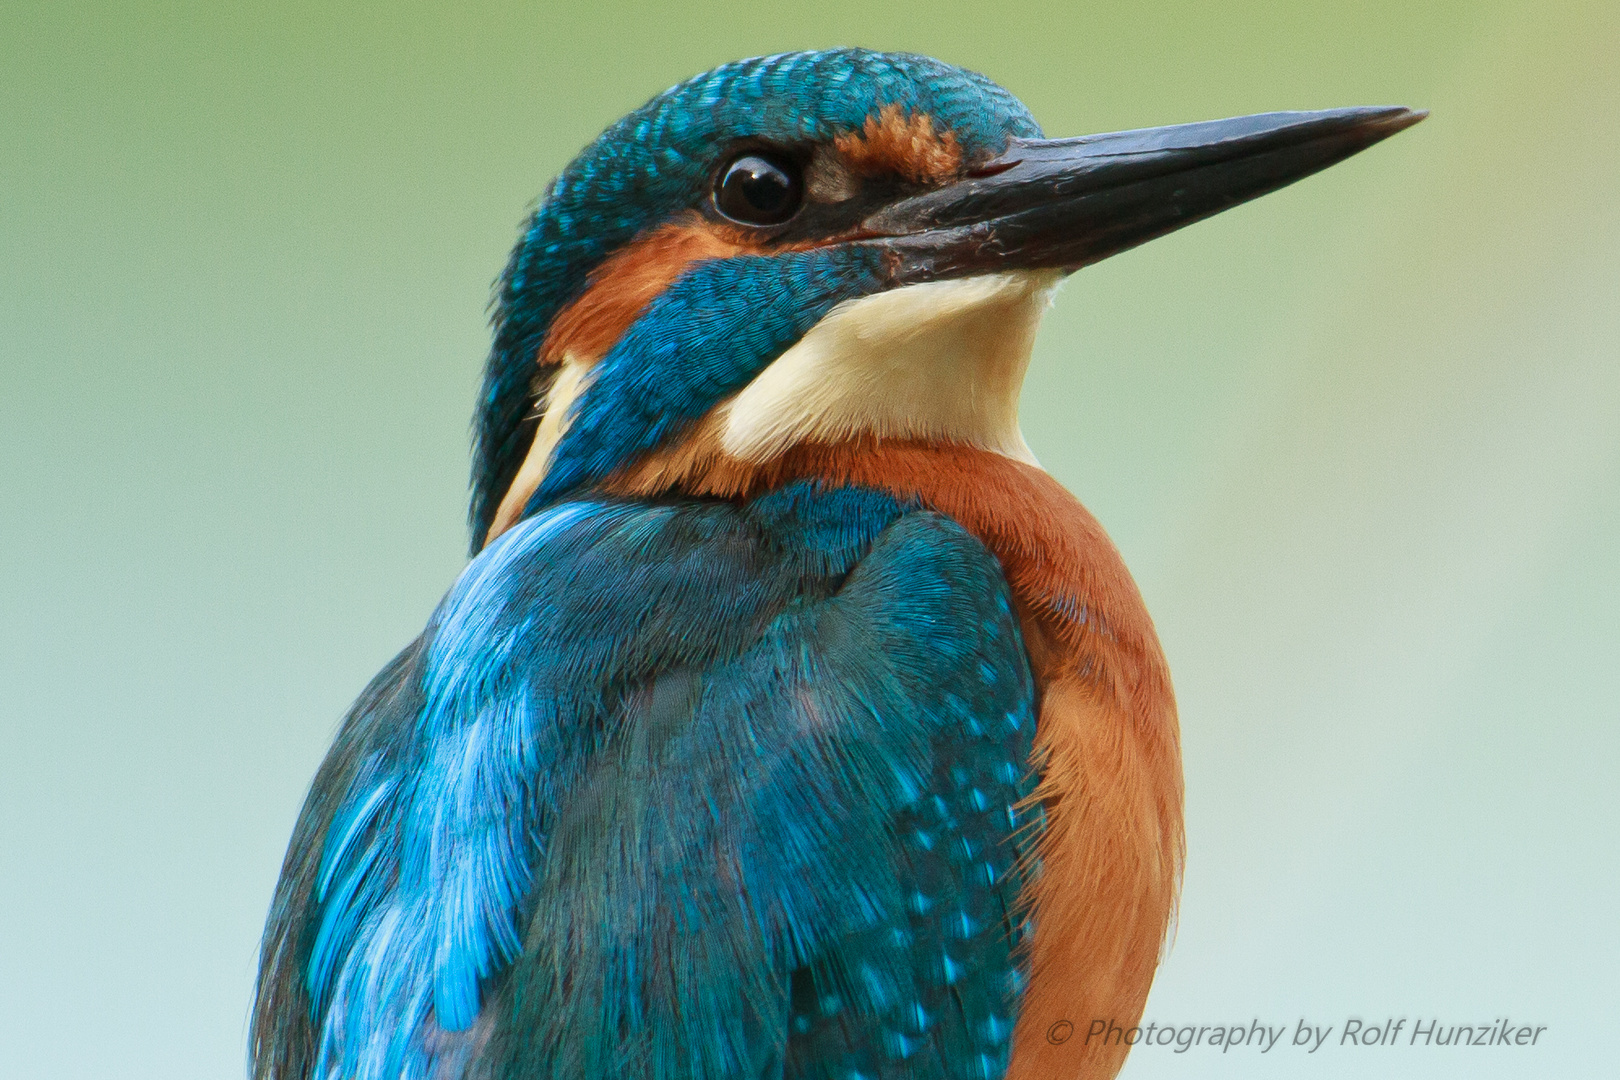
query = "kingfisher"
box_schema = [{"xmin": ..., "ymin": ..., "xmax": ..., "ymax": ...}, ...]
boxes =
[{"xmin": 251, "ymin": 49, "xmax": 1420, "ymax": 1080}]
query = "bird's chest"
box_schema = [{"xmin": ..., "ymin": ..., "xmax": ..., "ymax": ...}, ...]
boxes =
[{"xmin": 786, "ymin": 444, "xmax": 1186, "ymax": 1080}]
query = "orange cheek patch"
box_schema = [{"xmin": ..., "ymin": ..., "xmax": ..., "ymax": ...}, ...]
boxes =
[
  {"xmin": 835, "ymin": 104, "xmax": 964, "ymax": 184},
  {"xmin": 541, "ymin": 214, "xmax": 763, "ymax": 365},
  {"xmin": 544, "ymin": 107, "xmax": 962, "ymax": 368},
  {"xmin": 544, "ymin": 108, "xmax": 963, "ymax": 369}
]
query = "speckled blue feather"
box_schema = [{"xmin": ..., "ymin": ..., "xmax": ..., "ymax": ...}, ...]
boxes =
[
  {"xmin": 251, "ymin": 49, "xmax": 1055, "ymax": 1080},
  {"xmin": 529, "ymin": 247, "xmax": 885, "ymax": 507},
  {"xmin": 275, "ymin": 484, "xmax": 1038, "ymax": 1080}
]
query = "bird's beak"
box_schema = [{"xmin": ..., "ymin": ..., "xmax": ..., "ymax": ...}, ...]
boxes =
[{"xmin": 862, "ymin": 106, "xmax": 1425, "ymax": 284}]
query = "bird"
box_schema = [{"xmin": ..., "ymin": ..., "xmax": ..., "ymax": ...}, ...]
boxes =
[{"xmin": 250, "ymin": 48, "xmax": 1421, "ymax": 1080}]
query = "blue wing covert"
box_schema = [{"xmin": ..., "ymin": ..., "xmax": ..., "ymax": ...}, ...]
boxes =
[{"xmin": 253, "ymin": 482, "xmax": 1040, "ymax": 1080}]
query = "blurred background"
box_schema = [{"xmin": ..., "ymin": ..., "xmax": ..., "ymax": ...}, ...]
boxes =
[{"xmin": 2, "ymin": 1, "xmax": 1615, "ymax": 1077}]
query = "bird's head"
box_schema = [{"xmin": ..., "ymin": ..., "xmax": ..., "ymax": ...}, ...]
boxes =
[{"xmin": 472, "ymin": 49, "xmax": 1421, "ymax": 549}]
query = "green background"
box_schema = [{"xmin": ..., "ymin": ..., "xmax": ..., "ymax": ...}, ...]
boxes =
[{"xmin": 3, "ymin": 2, "xmax": 1615, "ymax": 1077}]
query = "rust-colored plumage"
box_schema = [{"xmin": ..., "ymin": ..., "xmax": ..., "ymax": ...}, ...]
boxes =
[
  {"xmin": 834, "ymin": 104, "xmax": 965, "ymax": 183},
  {"xmin": 542, "ymin": 102, "xmax": 966, "ymax": 374}
]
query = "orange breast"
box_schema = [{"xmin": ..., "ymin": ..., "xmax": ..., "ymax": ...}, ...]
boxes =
[{"xmin": 605, "ymin": 437, "xmax": 1184, "ymax": 1080}]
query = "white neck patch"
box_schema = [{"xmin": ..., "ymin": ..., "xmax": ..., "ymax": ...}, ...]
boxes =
[
  {"xmin": 719, "ymin": 270, "xmax": 1060, "ymax": 465},
  {"xmin": 486, "ymin": 357, "xmax": 592, "ymax": 543},
  {"xmin": 485, "ymin": 269, "xmax": 1059, "ymax": 546}
]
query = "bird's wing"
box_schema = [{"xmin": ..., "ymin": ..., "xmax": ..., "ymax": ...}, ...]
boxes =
[{"xmin": 253, "ymin": 482, "xmax": 1040, "ymax": 1080}]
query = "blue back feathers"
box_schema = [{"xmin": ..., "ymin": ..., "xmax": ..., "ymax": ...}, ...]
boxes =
[
  {"xmin": 255, "ymin": 482, "xmax": 1041, "ymax": 1080},
  {"xmin": 253, "ymin": 49, "xmax": 1053, "ymax": 1080}
]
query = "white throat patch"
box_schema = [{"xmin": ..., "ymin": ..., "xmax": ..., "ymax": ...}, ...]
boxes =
[
  {"xmin": 720, "ymin": 270, "xmax": 1060, "ymax": 465},
  {"xmin": 485, "ymin": 269, "xmax": 1059, "ymax": 546}
]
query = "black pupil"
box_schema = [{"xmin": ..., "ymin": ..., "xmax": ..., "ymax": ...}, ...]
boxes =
[{"xmin": 716, "ymin": 154, "xmax": 802, "ymax": 224}]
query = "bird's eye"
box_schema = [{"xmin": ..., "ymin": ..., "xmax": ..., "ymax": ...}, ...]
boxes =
[{"xmin": 714, "ymin": 152, "xmax": 804, "ymax": 225}]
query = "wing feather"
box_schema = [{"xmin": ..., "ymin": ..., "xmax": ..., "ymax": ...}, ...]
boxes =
[{"xmin": 252, "ymin": 483, "xmax": 1039, "ymax": 1080}]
